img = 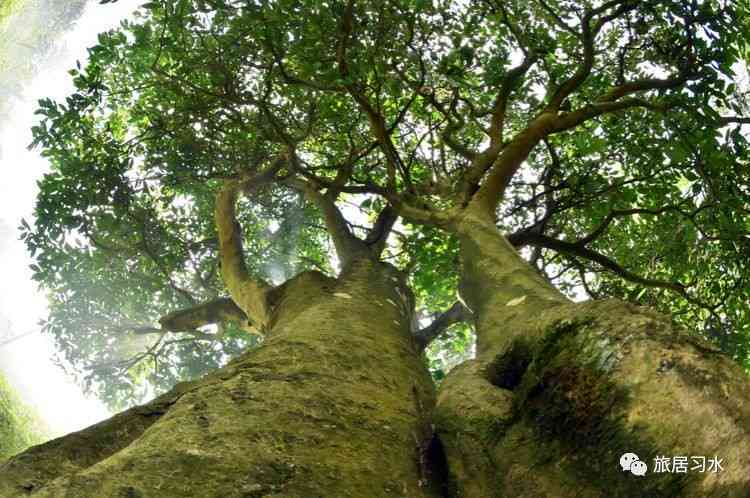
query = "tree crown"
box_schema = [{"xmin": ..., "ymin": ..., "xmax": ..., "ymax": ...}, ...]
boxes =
[{"xmin": 23, "ymin": 0, "xmax": 750, "ymax": 408}]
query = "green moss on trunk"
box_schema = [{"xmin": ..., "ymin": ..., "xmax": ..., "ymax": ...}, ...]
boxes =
[
  {"xmin": 0, "ymin": 262, "xmax": 440, "ymax": 498},
  {"xmin": 436, "ymin": 214, "xmax": 750, "ymax": 497}
]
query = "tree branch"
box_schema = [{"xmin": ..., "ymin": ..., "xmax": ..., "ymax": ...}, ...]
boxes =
[
  {"xmin": 545, "ymin": 1, "xmax": 674, "ymax": 112},
  {"xmin": 283, "ymin": 177, "xmax": 368, "ymax": 267},
  {"xmin": 364, "ymin": 205, "xmax": 398, "ymax": 258},
  {"xmin": 598, "ymin": 75, "xmax": 691, "ymax": 103},
  {"xmin": 0, "ymin": 330, "xmax": 35, "ymax": 348},
  {"xmin": 716, "ymin": 115, "xmax": 750, "ymax": 126},
  {"xmin": 336, "ymin": 0, "xmax": 403, "ymax": 192},
  {"xmin": 466, "ymin": 112, "xmax": 559, "ymax": 219},
  {"xmin": 413, "ymin": 301, "xmax": 473, "ymax": 351},
  {"xmin": 513, "ymin": 232, "xmax": 716, "ymax": 310},
  {"xmin": 551, "ymin": 96, "xmax": 674, "ymax": 133},
  {"xmin": 535, "ymin": 0, "xmax": 578, "ymax": 36},
  {"xmin": 577, "ymin": 203, "xmax": 696, "ymax": 246},
  {"xmin": 546, "ymin": 9, "xmax": 597, "ymax": 111},
  {"xmin": 488, "ymin": 53, "xmax": 538, "ymax": 146},
  {"xmin": 215, "ymin": 177, "xmax": 274, "ymax": 329},
  {"xmin": 158, "ymin": 297, "xmax": 252, "ymax": 334}
]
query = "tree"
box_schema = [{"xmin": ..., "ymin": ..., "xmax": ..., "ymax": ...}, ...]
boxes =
[
  {"xmin": 0, "ymin": 0, "xmax": 88, "ymax": 121},
  {"xmin": 0, "ymin": 371, "xmax": 47, "ymax": 462},
  {"xmin": 3, "ymin": 0, "xmax": 750, "ymax": 496}
]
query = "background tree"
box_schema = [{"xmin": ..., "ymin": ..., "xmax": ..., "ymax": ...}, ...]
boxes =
[
  {"xmin": 0, "ymin": 0, "xmax": 88, "ymax": 121},
  {"xmin": 0, "ymin": 371, "xmax": 48, "ymax": 462},
  {"xmin": 3, "ymin": 0, "xmax": 750, "ymax": 496}
]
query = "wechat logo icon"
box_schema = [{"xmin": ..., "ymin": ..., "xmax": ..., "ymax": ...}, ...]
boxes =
[{"xmin": 620, "ymin": 452, "xmax": 647, "ymax": 476}]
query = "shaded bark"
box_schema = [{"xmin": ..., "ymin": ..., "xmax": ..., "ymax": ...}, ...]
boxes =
[
  {"xmin": 434, "ymin": 212, "xmax": 750, "ymax": 497},
  {"xmin": 0, "ymin": 260, "xmax": 439, "ymax": 498},
  {"xmin": 158, "ymin": 297, "xmax": 249, "ymax": 333}
]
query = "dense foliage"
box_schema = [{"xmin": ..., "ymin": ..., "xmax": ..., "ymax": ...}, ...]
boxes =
[
  {"xmin": 0, "ymin": 372, "xmax": 47, "ymax": 461},
  {"xmin": 22, "ymin": 0, "xmax": 750, "ymax": 410}
]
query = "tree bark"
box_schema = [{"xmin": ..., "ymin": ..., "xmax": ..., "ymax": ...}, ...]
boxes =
[
  {"xmin": 435, "ymin": 211, "xmax": 750, "ymax": 497},
  {"xmin": 0, "ymin": 260, "xmax": 441, "ymax": 498},
  {"xmin": 4, "ymin": 213, "xmax": 750, "ymax": 498}
]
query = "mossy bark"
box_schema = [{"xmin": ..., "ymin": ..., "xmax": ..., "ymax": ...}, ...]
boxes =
[
  {"xmin": 435, "ymin": 212, "xmax": 750, "ymax": 497},
  {"xmin": 0, "ymin": 260, "xmax": 439, "ymax": 498},
  {"xmin": 5, "ymin": 213, "xmax": 750, "ymax": 498}
]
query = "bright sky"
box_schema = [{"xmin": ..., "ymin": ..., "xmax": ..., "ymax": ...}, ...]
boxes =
[{"xmin": 0, "ymin": 0, "xmax": 142, "ymax": 437}]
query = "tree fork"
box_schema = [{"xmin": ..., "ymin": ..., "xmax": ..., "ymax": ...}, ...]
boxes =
[{"xmin": 434, "ymin": 213, "xmax": 750, "ymax": 497}]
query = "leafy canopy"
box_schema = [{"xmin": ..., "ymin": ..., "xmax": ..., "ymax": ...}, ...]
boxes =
[{"xmin": 23, "ymin": 0, "xmax": 750, "ymax": 409}]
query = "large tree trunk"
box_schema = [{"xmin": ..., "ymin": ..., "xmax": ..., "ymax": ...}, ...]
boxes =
[
  {"xmin": 4, "ymin": 217, "xmax": 750, "ymax": 498},
  {"xmin": 0, "ymin": 259, "xmax": 441, "ymax": 498},
  {"xmin": 435, "ymin": 211, "xmax": 750, "ymax": 497}
]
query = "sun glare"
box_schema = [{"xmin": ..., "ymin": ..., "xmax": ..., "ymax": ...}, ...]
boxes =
[{"xmin": 0, "ymin": 0, "xmax": 142, "ymax": 437}]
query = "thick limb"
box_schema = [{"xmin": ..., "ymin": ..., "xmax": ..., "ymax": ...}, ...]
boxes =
[
  {"xmin": 159, "ymin": 297, "xmax": 255, "ymax": 335},
  {"xmin": 434, "ymin": 212, "xmax": 750, "ymax": 497},
  {"xmin": 414, "ymin": 301, "xmax": 473, "ymax": 351},
  {"xmin": 215, "ymin": 182, "xmax": 272, "ymax": 329}
]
